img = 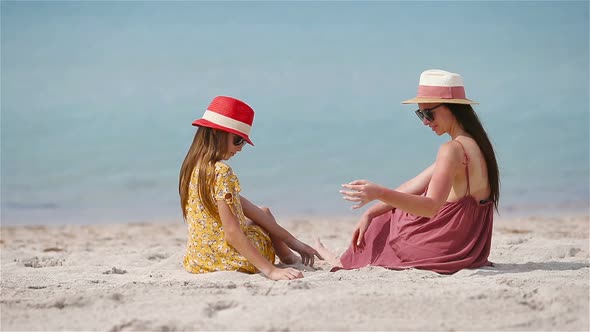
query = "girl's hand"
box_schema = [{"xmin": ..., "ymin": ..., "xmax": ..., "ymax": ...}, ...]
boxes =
[
  {"xmin": 351, "ymin": 214, "xmax": 372, "ymax": 252},
  {"xmin": 340, "ymin": 180, "xmax": 384, "ymax": 209},
  {"xmin": 266, "ymin": 267, "xmax": 303, "ymax": 281},
  {"xmin": 287, "ymin": 239, "xmax": 323, "ymax": 267}
]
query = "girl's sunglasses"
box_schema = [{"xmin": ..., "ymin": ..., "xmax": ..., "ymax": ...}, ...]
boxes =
[
  {"xmin": 415, "ymin": 104, "xmax": 443, "ymax": 122},
  {"xmin": 232, "ymin": 135, "xmax": 246, "ymax": 147}
]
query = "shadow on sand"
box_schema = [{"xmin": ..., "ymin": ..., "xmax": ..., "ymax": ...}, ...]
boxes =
[{"xmin": 472, "ymin": 261, "xmax": 589, "ymax": 276}]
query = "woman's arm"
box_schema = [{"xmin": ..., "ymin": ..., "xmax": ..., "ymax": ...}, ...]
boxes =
[
  {"xmin": 361, "ymin": 163, "xmax": 435, "ymax": 218},
  {"xmin": 342, "ymin": 142, "xmax": 463, "ymax": 217},
  {"xmin": 218, "ymin": 199, "xmax": 302, "ymax": 280},
  {"xmin": 396, "ymin": 163, "xmax": 435, "ymax": 195}
]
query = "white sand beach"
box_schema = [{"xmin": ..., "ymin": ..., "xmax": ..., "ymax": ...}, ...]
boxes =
[{"xmin": 1, "ymin": 214, "xmax": 588, "ymax": 331}]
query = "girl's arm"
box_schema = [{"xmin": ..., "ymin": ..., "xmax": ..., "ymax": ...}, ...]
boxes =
[
  {"xmin": 217, "ymin": 199, "xmax": 302, "ymax": 280},
  {"xmin": 342, "ymin": 142, "xmax": 463, "ymax": 217},
  {"xmin": 361, "ymin": 163, "xmax": 435, "ymax": 219}
]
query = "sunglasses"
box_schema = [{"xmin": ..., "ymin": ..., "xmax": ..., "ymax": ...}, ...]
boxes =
[
  {"xmin": 415, "ymin": 104, "xmax": 443, "ymax": 122},
  {"xmin": 232, "ymin": 135, "xmax": 246, "ymax": 147}
]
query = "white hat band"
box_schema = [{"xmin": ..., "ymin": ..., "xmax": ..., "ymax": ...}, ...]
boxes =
[{"xmin": 202, "ymin": 110, "xmax": 252, "ymax": 135}]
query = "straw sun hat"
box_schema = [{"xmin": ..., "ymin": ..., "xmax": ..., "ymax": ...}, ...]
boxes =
[
  {"xmin": 192, "ymin": 96, "xmax": 255, "ymax": 146},
  {"xmin": 402, "ymin": 69, "xmax": 478, "ymax": 105}
]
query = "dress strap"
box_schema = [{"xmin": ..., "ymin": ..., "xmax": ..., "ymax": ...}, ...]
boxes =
[{"xmin": 453, "ymin": 140, "xmax": 471, "ymax": 196}]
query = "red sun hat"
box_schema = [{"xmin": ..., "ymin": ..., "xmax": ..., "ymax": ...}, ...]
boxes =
[{"xmin": 192, "ymin": 96, "xmax": 255, "ymax": 146}]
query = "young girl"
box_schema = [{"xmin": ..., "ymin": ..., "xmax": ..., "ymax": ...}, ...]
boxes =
[{"xmin": 179, "ymin": 96, "xmax": 321, "ymax": 281}]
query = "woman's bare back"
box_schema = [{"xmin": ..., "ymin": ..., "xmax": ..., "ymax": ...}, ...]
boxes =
[{"xmin": 447, "ymin": 137, "xmax": 491, "ymax": 202}]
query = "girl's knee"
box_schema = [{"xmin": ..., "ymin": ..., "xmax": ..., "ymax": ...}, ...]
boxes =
[{"xmin": 259, "ymin": 206, "xmax": 272, "ymax": 215}]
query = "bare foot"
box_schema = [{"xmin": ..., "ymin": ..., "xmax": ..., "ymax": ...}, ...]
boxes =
[{"xmin": 313, "ymin": 238, "xmax": 342, "ymax": 267}]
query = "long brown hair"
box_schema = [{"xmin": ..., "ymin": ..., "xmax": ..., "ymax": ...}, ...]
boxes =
[
  {"xmin": 446, "ymin": 103, "xmax": 500, "ymax": 211},
  {"xmin": 179, "ymin": 127, "xmax": 229, "ymax": 220}
]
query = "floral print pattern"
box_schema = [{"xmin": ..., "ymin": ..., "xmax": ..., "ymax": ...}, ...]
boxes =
[{"xmin": 183, "ymin": 162, "xmax": 275, "ymax": 274}]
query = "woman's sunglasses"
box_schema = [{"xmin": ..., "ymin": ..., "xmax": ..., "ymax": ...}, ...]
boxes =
[
  {"xmin": 232, "ymin": 135, "xmax": 246, "ymax": 147},
  {"xmin": 415, "ymin": 104, "xmax": 443, "ymax": 122}
]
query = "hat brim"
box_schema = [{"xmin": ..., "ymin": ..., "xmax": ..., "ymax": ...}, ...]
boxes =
[
  {"xmin": 401, "ymin": 97, "xmax": 478, "ymax": 105},
  {"xmin": 192, "ymin": 119, "xmax": 254, "ymax": 146}
]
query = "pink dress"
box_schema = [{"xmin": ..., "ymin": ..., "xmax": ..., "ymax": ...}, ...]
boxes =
[{"xmin": 340, "ymin": 142, "xmax": 494, "ymax": 274}]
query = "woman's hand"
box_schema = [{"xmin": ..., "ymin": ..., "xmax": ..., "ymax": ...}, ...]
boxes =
[
  {"xmin": 351, "ymin": 214, "xmax": 372, "ymax": 252},
  {"xmin": 266, "ymin": 266, "xmax": 304, "ymax": 281},
  {"xmin": 287, "ymin": 239, "xmax": 323, "ymax": 267},
  {"xmin": 341, "ymin": 180, "xmax": 384, "ymax": 209}
]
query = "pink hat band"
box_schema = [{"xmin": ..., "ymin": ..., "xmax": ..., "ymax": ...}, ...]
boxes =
[
  {"xmin": 417, "ymin": 85, "xmax": 466, "ymax": 100},
  {"xmin": 402, "ymin": 69, "xmax": 478, "ymax": 105}
]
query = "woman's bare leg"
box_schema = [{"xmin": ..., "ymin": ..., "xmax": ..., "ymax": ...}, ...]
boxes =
[{"xmin": 313, "ymin": 238, "xmax": 342, "ymax": 267}]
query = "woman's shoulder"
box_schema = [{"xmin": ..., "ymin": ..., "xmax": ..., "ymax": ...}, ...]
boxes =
[
  {"xmin": 453, "ymin": 136, "xmax": 484, "ymax": 159},
  {"xmin": 436, "ymin": 140, "xmax": 465, "ymax": 161},
  {"xmin": 453, "ymin": 136, "xmax": 478, "ymax": 148}
]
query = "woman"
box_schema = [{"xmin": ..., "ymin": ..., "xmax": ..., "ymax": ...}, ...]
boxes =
[{"xmin": 318, "ymin": 69, "xmax": 499, "ymax": 274}]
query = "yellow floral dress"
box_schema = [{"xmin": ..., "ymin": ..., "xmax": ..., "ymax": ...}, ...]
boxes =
[{"xmin": 183, "ymin": 162, "xmax": 275, "ymax": 274}]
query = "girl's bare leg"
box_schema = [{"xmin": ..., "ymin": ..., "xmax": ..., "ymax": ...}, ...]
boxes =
[
  {"xmin": 313, "ymin": 238, "xmax": 342, "ymax": 267},
  {"xmin": 257, "ymin": 206, "xmax": 300, "ymax": 265}
]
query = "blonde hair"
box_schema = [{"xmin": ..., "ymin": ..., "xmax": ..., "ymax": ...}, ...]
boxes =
[{"xmin": 179, "ymin": 127, "xmax": 230, "ymax": 220}]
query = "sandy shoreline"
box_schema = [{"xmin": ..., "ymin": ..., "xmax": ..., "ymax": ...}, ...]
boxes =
[{"xmin": 1, "ymin": 214, "xmax": 588, "ymax": 331}]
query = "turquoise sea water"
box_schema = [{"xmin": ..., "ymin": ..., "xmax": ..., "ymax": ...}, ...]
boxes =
[{"xmin": 1, "ymin": 2, "xmax": 589, "ymax": 225}]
